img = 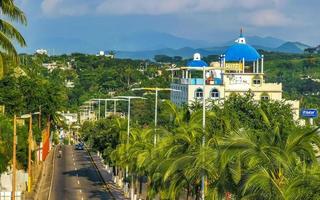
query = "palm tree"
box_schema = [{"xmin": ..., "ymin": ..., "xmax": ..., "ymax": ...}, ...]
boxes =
[
  {"xmin": 219, "ymin": 105, "xmax": 320, "ymax": 199},
  {"xmin": 0, "ymin": 0, "xmax": 27, "ymax": 78}
]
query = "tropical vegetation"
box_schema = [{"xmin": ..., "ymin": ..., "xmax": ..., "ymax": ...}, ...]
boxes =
[
  {"xmin": 0, "ymin": 0, "xmax": 27, "ymax": 79},
  {"xmin": 81, "ymin": 94, "xmax": 320, "ymax": 199}
]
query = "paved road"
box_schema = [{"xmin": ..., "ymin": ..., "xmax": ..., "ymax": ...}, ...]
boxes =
[{"xmin": 49, "ymin": 145, "xmax": 112, "ymax": 200}]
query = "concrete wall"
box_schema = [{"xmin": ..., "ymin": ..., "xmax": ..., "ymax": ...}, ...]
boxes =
[{"xmin": 0, "ymin": 169, "xmax": 27, "ymax": 193}]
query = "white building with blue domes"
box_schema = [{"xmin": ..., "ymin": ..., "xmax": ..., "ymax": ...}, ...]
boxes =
[{"xmin": 170, "ymin": 30, "xmax": 300, "ymax": 120}]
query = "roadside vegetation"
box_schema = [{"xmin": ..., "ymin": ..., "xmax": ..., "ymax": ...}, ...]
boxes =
[{"xmin": 81, "ymin": 94, "xmax": 320, "ymax": 199}]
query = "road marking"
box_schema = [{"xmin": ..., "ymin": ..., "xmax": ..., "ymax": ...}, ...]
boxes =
[
  {"xmin": 77, "ymin": 180, "xmax": 80, "ymax": 185},
  {"xmin": 79, "ymin": 189, "xmax": 82, "ymax": 193},
  {"xmin": 74, "ymin": 162, "xmax": 76, "ymax": 166},
  {"xmin": 81, "ymin": 197, "xmax": 84, "ymax": 200},
  {"xmin": 75, "ymin": 167, "xmax": 77, "ymax": 170}
]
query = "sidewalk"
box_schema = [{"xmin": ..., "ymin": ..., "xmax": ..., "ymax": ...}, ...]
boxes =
[
  {"xmin": 35, "ymin": 148, "xmax": 55, "ymax": 200},
  {"xmin": 89, "ymin": 151, "xmax": 129, "ymax": 200}
]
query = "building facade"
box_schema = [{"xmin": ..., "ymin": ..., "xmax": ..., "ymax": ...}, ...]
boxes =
[{"xmin": 170, "ymin": 31, "xmax": 300, "ymax": 120}]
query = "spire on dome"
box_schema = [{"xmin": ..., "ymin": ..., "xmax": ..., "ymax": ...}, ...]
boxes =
[{"xmin": 235, "ymin": 27, "xmax": 246, "ymax": 44}]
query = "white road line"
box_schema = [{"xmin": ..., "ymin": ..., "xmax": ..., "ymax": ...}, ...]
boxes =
[
  {"xmin": 80, "ymin": 189, "xmax": 82, "ymax": 193},
  {"xmin": 77, "ymin": 180, "xmax": 80, "ymax": 185},
  {"xmin": 75, "ymin": 167, "xmax": 77, "ymax": 170},
  {"xmin": 81, "ymin": 197, "xmax": 84, "ymax": 200},
  {"xmin": 74, "ymin": 162, "xmax": 76, "ymax": 166}
]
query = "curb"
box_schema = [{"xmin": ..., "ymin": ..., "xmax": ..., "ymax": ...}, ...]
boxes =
[
  {"xmin": 85, "ymin": 146, "xmax": 116, "ymax": 200},
  {"xmin": 47, "ymin": 147, "xmax": 56, "ymax": 200}
]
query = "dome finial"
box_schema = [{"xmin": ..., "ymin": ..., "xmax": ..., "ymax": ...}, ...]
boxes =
[
  {"xmin": 235, "ymin": 28, "xmax": 246, "ymax": 44},
  {"xmin": 240, "ymin": 27, "xmax": 243, "ymax": 37}
]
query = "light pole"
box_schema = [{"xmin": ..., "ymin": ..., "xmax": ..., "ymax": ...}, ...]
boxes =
[
  {"xmin": 91, "ymin": 99, "xmax": 127, "ymax": 118},
  {"xmin": 201, "ymin": 66, "xmax": 206, "ymax": 200},
  {"xmin": 179, "ymin": 65, "xmax": 218, "ymax": 200},
  {"xmin": 115, "ymin": 96, "xmax": 146, "ymax": 200},
  {"xmin": 12, "ymin": 115, "xmax": 16, "ymax": 200},
  {"xmin": 132, "ymin": 87, "xmax": 180, "ymax": 145},
  {"xmin": 115, "ymin": 96, "xmax": 146, "ymax": 146},
  {"xmin": 20, "ymin": 112, "xmax": 40, "ymax": 193},
  {"xmin": 12, "ymin": 112, "xmax": 40, "ymax": 199}
]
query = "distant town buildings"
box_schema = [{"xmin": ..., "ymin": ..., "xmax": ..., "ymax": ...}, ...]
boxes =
[
  {"xmin": 42, "ymin": 61, "xmax": 73, "ymax": 72},
  {"xmin": 96, "ymin": 51, "xmax": 115, "ymax": 59},
  {"xmin": 170, "ymin": 30, "xmax": 301, "ymax": 120},
  {"xmin": 60, "ymin": 111, "xmax": 78, "ymax": 126}
]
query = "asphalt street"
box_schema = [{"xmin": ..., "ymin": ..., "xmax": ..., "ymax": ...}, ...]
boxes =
[{"xmin": 49, "ymin": 145, "xmax": 112, "ymax": 200}]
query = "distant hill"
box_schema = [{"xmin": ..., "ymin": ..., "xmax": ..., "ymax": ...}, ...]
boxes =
[
  {"xmin": 19, "ymin": 31, "xmax": 210, "ymax": 54},
  {"xmin": 114, "ymin": 41, "xmax": 311, "ymax": 60},
  {"xmin": 115, "ymin": 47, "xmax": 228, "ymax": 60},
  {"xmin": 275, "ymin": 42, "xmax": 311, "ymax": 54},
  {"xmin": 19, "ymin": 30, "xmax": 310, "ymax": 57}
]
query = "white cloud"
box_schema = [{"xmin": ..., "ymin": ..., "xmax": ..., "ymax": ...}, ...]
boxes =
[
  {"xmin": 96, "ymin": 0, "xmax": 287, "ymax": 15},
  {"xmin": 41, "ymin": 0, "xmax": 91, "ymax": 16},
  {"xmin": 246, "ymin": 9, "xmax": 292, "ymax": 27}
]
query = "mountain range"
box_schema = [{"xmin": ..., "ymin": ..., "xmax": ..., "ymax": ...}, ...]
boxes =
[
  {"xmin": 113, "ymin": 41, "xmax": 311, "ymax": 60},
  {"xmin": 21, "ymin": 31, "xmax": 311, "ymax": 58},
  {"xmin": 107, "ymin": 32, "xmax": 311, "ymax": 59}
]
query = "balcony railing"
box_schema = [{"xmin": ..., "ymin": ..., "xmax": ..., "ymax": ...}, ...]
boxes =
[{"xmin": 173, "ymin": 78, "xmax": 223, "ymax": 85}]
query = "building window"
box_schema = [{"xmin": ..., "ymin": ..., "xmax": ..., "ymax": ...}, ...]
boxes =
[
  {"xmin": 211, "ymin": 88, "xmax": 219, "ymax": 99},
  {"xmin": 261, "ymin": 93, "xmax": 270, "ymax": 100},
  {"xmin": 253, "ymin": 79, "xmax": 261, "ymax": 85},
  {"xmin": 195, "ymin": 88, "xmax": 203, "ymax": 99}
]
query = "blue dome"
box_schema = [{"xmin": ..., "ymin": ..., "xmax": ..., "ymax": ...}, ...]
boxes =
[
  {"xmin": 187, "ymin": 60, "xmax": 208, "ymax": 67},
  {"xmin": 225, "ymin": 43, "xmax": 261, "ymax": 62}
]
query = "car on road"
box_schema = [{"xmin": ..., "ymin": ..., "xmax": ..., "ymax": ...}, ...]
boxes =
[{"xmin": 75, "ymin": 143, "xmax": 84, "ymax": 150}]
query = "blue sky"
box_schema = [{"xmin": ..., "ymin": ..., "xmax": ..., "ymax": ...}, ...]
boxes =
[{"xmin": 16, "ymin": 0, "xmax": 320, "ymax": 53}]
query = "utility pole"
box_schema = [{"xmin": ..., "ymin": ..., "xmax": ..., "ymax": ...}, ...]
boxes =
[
  {"xmin": 115, "ymin": 96, "xmax": 145, "ymax": 200},
  {"xmin": 12, "ymin": 115, "xmax": 17, "ymax": 200},
  {"xmin": 38, "ymin": 106, "xmax": 41, "ymax": 164},
  {"xmin": 28, "ymin": 113, "xmax": 32, "ymax": 192},
  {"xmin": 201, "ymin": 66, "xmax": 206, "ymax": 200}
]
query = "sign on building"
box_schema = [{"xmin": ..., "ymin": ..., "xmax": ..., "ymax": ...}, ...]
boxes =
[
  {"xmin": 225, "ymin": 63, "xmax": 243, "ymax": 71},
  {"xmin": 301, "ymin": 109, "xmax": 318, "ymax": 118}
]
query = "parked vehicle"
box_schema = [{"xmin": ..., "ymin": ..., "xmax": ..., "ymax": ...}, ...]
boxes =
[{"xmin": 75, "ymin": 143, "xmax": 84, "ymax": 150}]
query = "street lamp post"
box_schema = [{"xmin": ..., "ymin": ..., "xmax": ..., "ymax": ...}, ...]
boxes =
[
  {"xmin": 12, "ymin": 115, "xmax": 16, "ymax": 200},
  {"xmin": 91, "ymin": 98, "xmax": 128, "ymax": 118},
  {"xmin": 201, "ymin": 66, "xmax": 206, "ymax": 200},
  {"xmin": 21, "ymin": 112, "xmax": 40, "ymax": 193},
  {"xmin": 177, "ymin": 66, "xmax": 218, "ymax": 200},
  {"xmin": 115, "ymin": 96, "xmax": 146, "ymax": 200},
  {"xmin": 132, "ymin": 88, "xmax": 180, "ymax": 145},
  {"xmin": 11, "ymin": 112, "xmax": 40, "ymax": 200}
]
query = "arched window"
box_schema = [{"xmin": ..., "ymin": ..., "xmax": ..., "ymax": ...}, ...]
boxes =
[
  {"xmin": 211, "ymin": 88, "xmax": 219, "ymax": 99},
  {"xmin": 195, "ymin": 88, "xmax": 203, "ymax": 99},
  {"xmin": 253, "ymin": 75, "xmax": 262, "ymax": 85},
  {"xmin": 261, "ymin": 93, "xmax": 270, "ymax": 100}
]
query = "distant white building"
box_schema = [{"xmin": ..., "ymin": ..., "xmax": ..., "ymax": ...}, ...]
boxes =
[
  {"xmin": 98, "ymin": 51, "xmax": 105, "ymax": 56},
  {"xmin": 60, "ymin": 111, "xmax": 78, "ymax": 126},
  {"xmin": 96, "ymin": 50, "xmax": 115, "ymax": 59},
  {"xmin": 35, "ymin": 49, "xmax": 48, "ymax": 55},
  {"xmin": 42, "ymin": 62, "xmax": 58, "ymax": 71},
  {"xmin": 65, "ymin": 80, "xmax": 75, "ymax": 88}
]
